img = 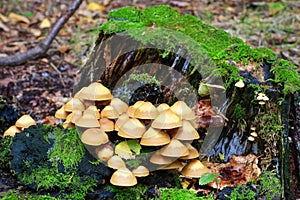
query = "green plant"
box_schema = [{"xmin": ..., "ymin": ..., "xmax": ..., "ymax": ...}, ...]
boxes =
[
  {"xmin": 257, "ymin": 170, "xmax": 281, "ymax": 199},
  {"xmin": 107, "ymin": 183, "xmax": 148, "ymax": 200},
  {"xmin": 1, "ymin": 189, "xmax": 56, "ymax": 200},
  {"xmin": 226, "ymin": 182, "xmax": 257, "ymax": 200},
  {"xmin": 0, "ymin": 136, "xmax": 13, "ymax": 169},
  {"xmin": 158, "ymin": 188, "xmax": 214, "ymax": 200}
]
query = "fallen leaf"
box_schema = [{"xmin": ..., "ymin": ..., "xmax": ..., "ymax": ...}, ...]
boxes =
[
  {"xmin": 87, "ymin": 2, "xmax": 105, "ymax": 11},
  {"xmin": 39, "ymin": 18, "xmax": 51, "ymax": 29},
  {"xmin": 57, "ymin": 45, "xmax": 71, "ymax": 53},
  {"xmin": 8, "ymin": 12, "xmax": 30, "ymax": 24},
  {"xmin": 0, "ymin": 13, "xmax": 9, "ymax": 23},
  {"xmin": 115, "ymin": 141, "xmax": 134, "ymax": 159},
  {"xmin": 30, "ymin": 28, "xmax": 42, "ymax": 37},
  {"xmin": 0, "ymin": 21, "xmax": 9, "ymax": 32}
]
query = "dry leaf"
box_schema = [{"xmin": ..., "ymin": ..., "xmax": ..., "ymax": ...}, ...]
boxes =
[
  {"xmin": 115, "ymin": 141, "xmax": 134, "ymax": 160},
  {"xmin": 39, "ymin": 18, "xmax": 51, "ymax": 29},
  {"xmin": 0, "ymin": 21, "xmax": 9, "ymax": 32},
  {"xmin": 57, "ymin": 45, "xmax": 71, "ymax": 53},
  {"xmin": 87, "ymin": 2, "xmax": 105, "ymax": 11},
  {"xmin": 0, "ymin": 13, "xmax": 9, "ymax": 23},
  {"xmin": 8, "ymin": 12, "xmax": 30, "ymax": 24},
  {"xmin": 30, "ymin": 28, "xmax": 42, "ymax": 37}
]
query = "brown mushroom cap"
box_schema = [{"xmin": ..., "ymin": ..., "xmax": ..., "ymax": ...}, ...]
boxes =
[
  {"xmin": 140, "ymin": 127, "xmax": 170, "ymax": 146},
  {"xmin": 65, "ymin": 110, "xmax": 82, "ymax": 124},
  {"xmin": 159, "ymin": 139, "xmax": 189, "ymax": 157},
  {"xmin": 110, "ymin": 98, "xmax": 129, "ymax": 115},
  {"xmin": 101, "ymin": 105, "xmax": 119, "ymax": 119},
  {"xmin": 107, "ymin": 155, "xmax": 126, "ymax": 169},
  {"xmin": 172, "ymin": 120, "xmax": 200, "ymax": 140},
  {"xmin": 99, "ymin": 117, "xmax": 115, "ymax": 132},
  {"xmin": 132, "ymin": 166, "xmax": 150, "ymax": 177},
  {"xmin": 156, "ymin": 103, "xmax": 170, "ymax": 113},
  {"xmin": 75, "ymin": 111, "xmax": 100, "ymax": 128},
  {"xmin": 95, "ymin": 144, "xmax": 114, "ymax": 162},
  {"xmin": 55, "ymin": 106, "xmax": 68, "ymax": 119},
  {"xmin": 15, "ymin": 115, "xmax": 36, "ymax": 129},
  {"xmin": 4, "ymin": 125, "xmax": 21, "ymax": 137},
  {"xmin": 158, "ymin": 160, "xmax": 183, "ymax": 170},
  {"xmin": 134, "ymin": 101, "xmax": 159, "ymax": 119},
  {"xmin": 151, "ymin": 110, "xmax": 182, "ymax": 129},
  {"xmin": 181, "ymin": 159, "xmax": 210, "ymax": 178},
  {"xmin": 150, "ymin": 151, "xmax": 175, "ymax": 165},
  {"xmin": 81, "ymin": 82, "xmax": 113, "ymax": 101},
  {"xmin": 115, "ymin": 113, "xmax": 129, "ymax": 131},
  {"xmin": 85, "ymin": 106, "xmax": 100, "ymax": 119},
  {"xmin": 64, "ymin": 98, "xmax": 85, "ymax": 112},
  {"xmin": 127, "ymin": 101, "xmax": 144, "ymax": 117},
  {"xmin": 117, "ymin": 118, "xmax": 146, "ymax": 139},
  {"xmin": 110, "ymin": 167, "xmax": 137, "ymax": 186},
  {"xmin": 170, "ymin": 101, "xmax": 196, "ymax": 120},
  {"xmin": 180, "ymin": 143, "xmax": 199, "ymax": 160},
  {"xmin": 81, "ymin": 128, "xmax": 108, "ymax": 146}
]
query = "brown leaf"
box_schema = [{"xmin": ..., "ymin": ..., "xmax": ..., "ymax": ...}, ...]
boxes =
[
  {"xmin": 0, "ymin": 13, "xmax": 9, "ymax": 23},
  {"xmin": 0, "ymin": 21, "xmax": 9, "ymax": 32},
  {"xmin": 57, "ymin": 45, "xmax": 71, "ymax": 53},
  {"xmin": 8, "ymin": 12, "xmax": 30, "ymax": 24}
]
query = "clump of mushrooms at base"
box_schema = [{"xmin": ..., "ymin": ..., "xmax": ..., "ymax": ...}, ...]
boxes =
[{"xmin": 53, "ymin": 81, "xmax": 217, "ymax": 186}]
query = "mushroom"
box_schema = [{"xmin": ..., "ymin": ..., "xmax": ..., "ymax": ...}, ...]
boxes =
[
  {"xmin": 75, "ymin": 111, "xmax": 100, "ymax": 128},
  {"xmin": 80, "ymin": 82, "xmax": 113, "ymax": 101},
  {"xmin": 257, "ymin": 93, "xmax": 269, "ymax": 101},
  {"xmin": 110, "ymin": 167, "xmax": 137, "ymax": 186},
  {"xmin": 107, "ymin": 155, "xmax": 126, "ymax": 169},
  {"xmin": 132, "ymin": 166, "xmax": 150, "ymax": 177},
  {"xmin": 110, "ymin": 98, "xmax": 129, "ymax": 115},
  {"xmin": 170, "ymin": 101, "xmax": 196, "ymax": 120},
  {"xmin": 134, "ymin": 101, "xmax": 159, "ymax": 119},
  {"xmin": 235, "ymin": 79, "xmax": 245, "ymax": 88},
  {"xmin": 115, "ymin": 113, "xmax": 130, "ymax": 131},
  {"xmin": 127, "ymin": 101, "xmax": 144, "ymax": 117},
  {"xmin": 80, "ymin": 128, "xmax": 108, "ymax": 146},
  {"xmin": 117, "ymin": 118, "xmax": 146, "ymax": 139},
  {"xmin": 181, "ymin": 159, "xmax": 210, "ymax": 178},
  {"xmin": 55, "ymin": 105, "xmax": 68, "ymax": 119},
  {"xmin": 151, "ymin": 110, "xmax": 182, "ymax": 129},
  {"xmin": 15, "ymin": 115, "xmax": 36, "ymax": 130},
  {"xmin": 150, "ymin": 151, "xmax": 174, "ymax": 165},
  {"xmin": 156, "ymin": 103, "xmax": 170, "ymax": 113},
  {"xmin": 99, "ymin": 118, "xmax": 115, "ymax": 132},
  {"xmin": 140, "ymin": 127, "xmax": 170, "ymax": 146},
  {"xmin": 158, "ymin": 160, "xmax": 183, "ymax": 170},
  {"xmin": 95, "ymin": 144, "xmax": 114, "ymax": 162},
  {"xmin": 64, "ymin": 98, "xmax": 85, "ymax": 112},
  {"xmin": 3, "ymin": 125, "xmax": 21, "ymax": 137},
  {"xmin": 101, "ymin": 105, "xmax": 119, "ymax": 119},
  {"xmin": 172, "ymin": 120, "xmax": 200, "ymax": 140},
  {"xmin": 159, "ymin": 139, "xmax": 189, "ymax": 158},
  {"xmin": 180, "ymin": 143, "xmax": 199, "ymax": 160},
  {"xmin": 85, "ymin": 106, "xmax": 100, "ymax": 119},
  {"xmin": 65, "ymin": 110, "xmax": 82, "ymax": 124}
]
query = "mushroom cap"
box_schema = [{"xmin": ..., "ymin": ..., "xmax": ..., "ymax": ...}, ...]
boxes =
[
  {"xmin": 85, "ymin": 106, "xmax": 100, "ymax": 119},
  {"xmin": 73, "ymin": 87, "xmax": 87, "ymax": 100},
  {"xmin": 170, "ymin": 101, "xmax": 196, "ymax": 120},
  {"xmin": 101, "ymin": 105, "xmax": 119, "ymax": 119},
  {"xmin": 180, "ymin": 143, "xmax": 199, "ymax": 160},
  {"xmin": 127, "ymin": 101, "xmax": 144, "ymax": 117},
  {"xmin": 110, "ymin": 98, "xmax": 129, "ymax": 115},
  {"xmin": 62, "ymin": 121, "xmax": 74, "ymax": 129},
  {"xmin": 132, "ymin": 166, "xmax": 150, "ymax": 177},
  {"xmin": 115, "ymin": 113, "xmax": 130, "ymax": 131},
  {"xmin": 64, "ymin": 98, "xmax": 85, "ymax": 112},
  {"xmin": 150, "ymin": 151, "xmax": 174, "ymax": 165},
  {"xmin": 4, "ymin": 125, "xmax": 21, "ymax": 137},
  {"xmin": 151, "ymin": 110, "xmax": 182, "ymax": 129},
  {"xmin": 250, "ymin": 132, "xmax": 258, "ymax": 137},
  {"xmin": 257, "ymin": 93, "xmax": 269, "ymax": 101},
  {"xmin": 81, "ymin": 128, "xmax": 108, "ymax": 146},
  {"xmin": 159, "ymin": 139, "xmax": 189, "ymax": 157},
  {"xmin": 95, "ymin": 144, "xmax": 114, "ymax": 162},
  {"xmin": 99, "ymin": 117, "xmax": 115, "ymax": 132},
  {"xmin": 117, "ymin": 118, "xmax": 146, "ymax": 139},
  {"xmin": 110, "ymin": 167, "xmax": 137, "ymax": 186},
  {"xmin": 140, "ymin": 127, "xmax": 170, "ymax": 146},
  {"xmin": 158, "ymin": 160, "xmax": 183, "ymax": 170},
  {"xmin": 81, "ymin": 82, "xmax": 113, "ymax": 101},
  {"xmin": 15, "ymin": 115, "xmax": 36, "ymax": 129},
  {"xmin": 235, "ymin": 79, "xmax": 245, "ymax": 88},
  {"xmin": 156, "ymin": 103, "xmax": 170, "ymax": 113},
  {"xmin": 65, "ymin": 110, "xmax": 82, "ymax": 124},
  {"xmin": 172, "ymin": 120, "xmax": 200, "ymax": 140},
  {"xmin": 134, "ymin": 101, "xmax": 159, "ymax": 119},
  {"xmin": 181, "ymin": 159, "xmax": 209, "ymax": 178},
  {"xmin": 75, "ymin": 111, "xmax": 100, "ymax": 128},
  {"xmin": 107, "ymin": 155, "xmax": 126, "ymax": 169},
  {"xmin": 55, "ymin": 106, "xmax": 68, "ymax": 119}
]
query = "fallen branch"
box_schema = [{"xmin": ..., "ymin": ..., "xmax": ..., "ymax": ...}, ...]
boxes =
[{"xmin": 0, "ymin": 0, "xmax": 83, "ymax": 67}]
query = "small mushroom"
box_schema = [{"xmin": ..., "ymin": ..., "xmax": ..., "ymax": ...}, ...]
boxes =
[
  {"xmin": 158, "ymin": 160, "xmax": 183, "ymax": 170},
  {"xmin": 107, "ymin": 155, "xmax": 126, "ymax": 169},
  {"xmin": 140, "ymin": 127, "xmax": 170, "ymax": 146},
  {"xmin": 170, "ymin": 101, "xmax": 196, "ymax": 120},
  {"xmin": 101, "ymin": 105, "xmax": 119, "ymax": 119},
  {"xmin": 64, "ymin": 98, "xmax": 85, "ymax": 112},
  {"xmin": 257, "ymin": 93, "xmax": 269, "ymax": 101},
  {"xmin": 110, "ymin": 98, "xmax": 128, "ymax": 115},
  {"xmin": 150, "ymin": 151, "xmax": 174, "ymax": 165},
  {"xmin": 180, "ymin": 143, "xmax": 199, "ymax": 160},
  {"xmin": 110, "ymin": 167, "xmax": 137, "ymax": 186},
  {"xmin": 127, "ymin": 101, "xmax": 144, "ymax": 117},
  {"xmin": 81, "ymin": 128, "xmax": 108, "ymax": 146},
  {"xmin": 55, "ymin": 105, "xmax": 68, "ymax": 119},
  {"xmin": 134, "ymin": 101, "xmax": 159, "ymax": 119},
  {"xmin": 172, "ymin": 120, "xmax": 199, "ymax": 140},
  {"xmin": 248, "ymin": 136, "xmax": 255, "ymax": 141},
  {"xmin": 99, "ymin": 118, "xmax": 115, "ymax": 132},
  {"xmin": 15, "ymin": 115, "xmax": 36, "ymax": 129},
  {"xmin": 115, "ymin": 113, "xmax": 129, "ymax": 131},
  {"xmin": 95, "ymin": 144, "xmax": 114, "ymax": 162},
  {"xmin": 181, "ymin": 159, "xmax": 210, "ymax": 178},
  {"xmin": 80, "ymin": 82, "xmax": 113, "ymax": 101},
  {"xmin": 85, "ymin": 106, "xmax": 100, "ymax": 119},
  {"xmin": 75, "ymin": 110, "xmax": 100, "ymax": 128},
  {"xmin": 117, "ymin": 118, "xmax": 146, "ymax": 139},
  {"xmin": 156, "ymin": 103, "xmax": 170, "ymax": 113},
  {"xmin": 250, "ymin": 132, "xmax": 258, "ymax": 137},
  {"xmin": 132, "ymin": 166, "xmax": 150, "ymax": 177},
  {"xmin": 159, "ymin": 139, "xmax": 189, "ymax": 157},
  {"xmin": 3, "ymin": 125, "xmax": 21, "ymax": 137},
  {"xmin": 235, "ymin": 79, "xmax": 245, "ymax": 88},
  {"xmin": 151, "ymin": 110, "xmax": 182, "ymax": 129}
]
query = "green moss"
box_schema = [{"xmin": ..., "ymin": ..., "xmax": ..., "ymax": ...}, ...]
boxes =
[
  {"xmin": 158, "ymin": 188, "xmax": 213, "ymax": 200},
  {"xmin": 0, "ymin": 136, "xmax": 13, "ymax": 169},
  {"xmin": 107, "ymin": 184, "xmax": 148, "ymax": 200},
  {"xmin": 226, "ymin": 181, "xmax": 257, "ymax": 200},
  {"xmin": 1, "ymin": 189, "xmax": 56, "ymax": 200}
]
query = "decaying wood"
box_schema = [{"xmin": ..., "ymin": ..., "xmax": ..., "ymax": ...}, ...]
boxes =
[{"xmin": 0, "ymin": 0, "xmax": 83, "ymax": 67}]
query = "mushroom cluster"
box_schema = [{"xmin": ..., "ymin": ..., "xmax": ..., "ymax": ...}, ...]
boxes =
[
  {"xmin": 55, "ymin": 81, "xmax": 210, "ymax": 186},
  {"xmin": 4, "ymin": 115, "xmax": 36, "ymax": 137}
]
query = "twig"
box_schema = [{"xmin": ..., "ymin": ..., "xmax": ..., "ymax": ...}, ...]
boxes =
[{"xmin": 0, "ymin": 0, "xmax": 83, "ymax": 67}]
